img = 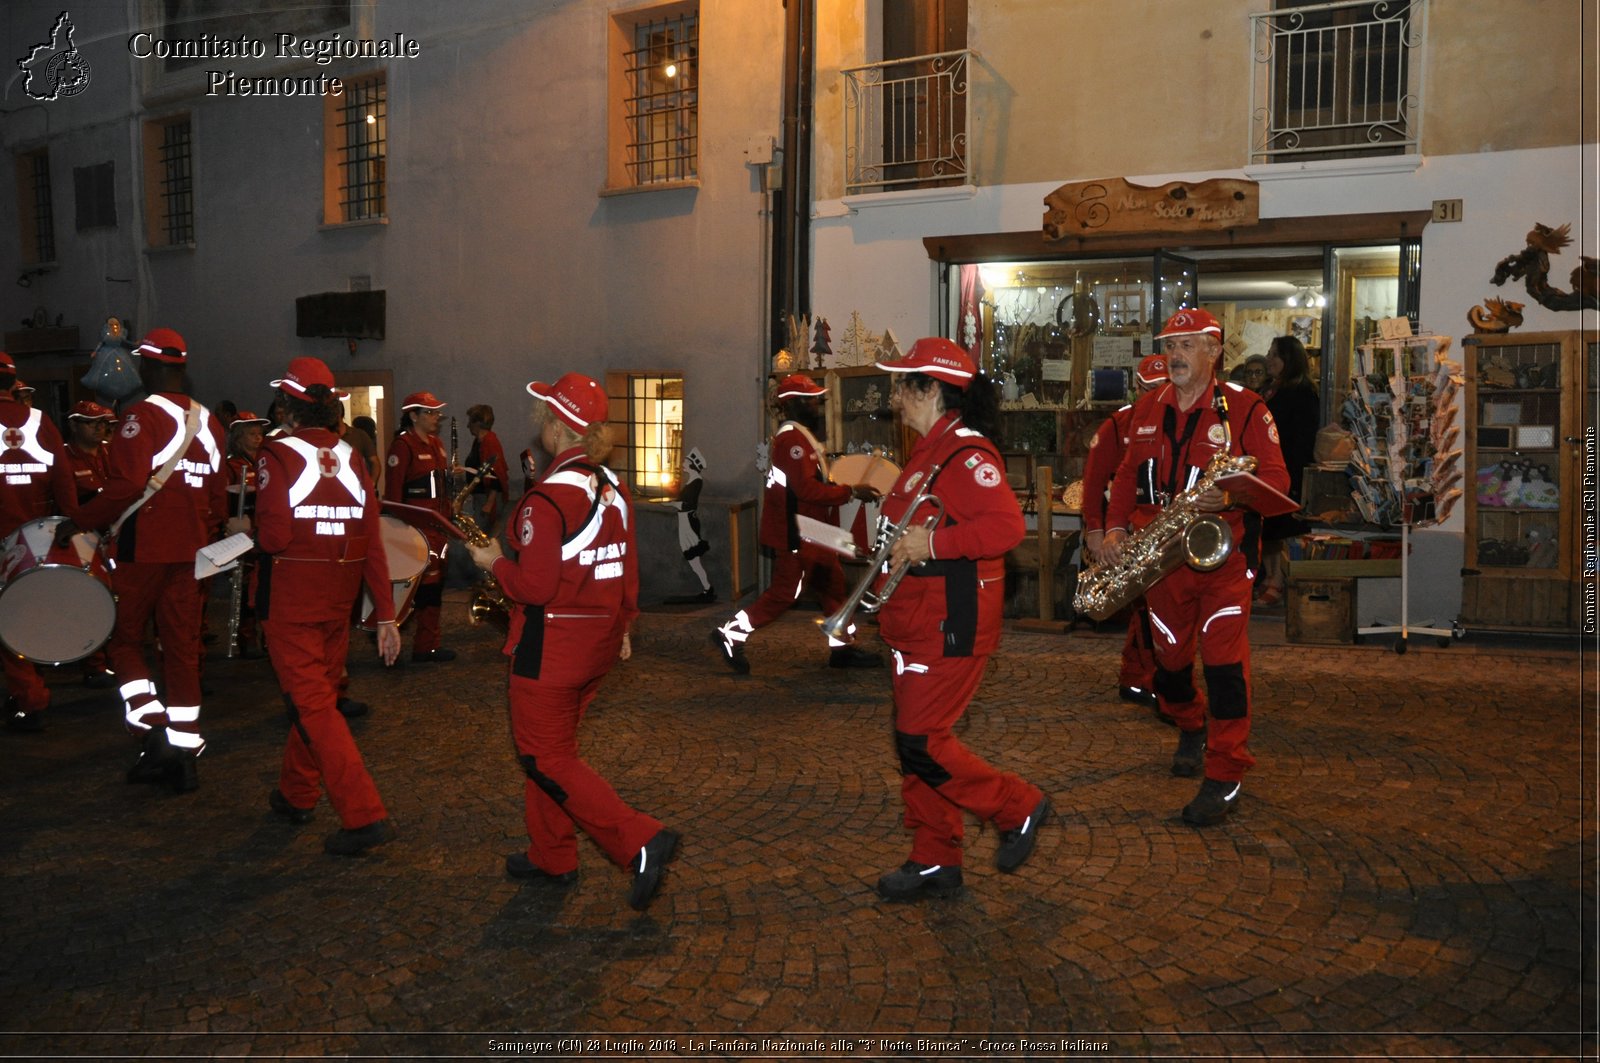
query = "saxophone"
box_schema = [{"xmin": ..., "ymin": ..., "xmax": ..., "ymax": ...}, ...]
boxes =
[
  {"xmin": 1072, "ymin": 447, "xmax": 1257, "ymax": 621},
  {"xmin": 452, "ymin": 470, "xmax": 511, "ymax": 628}
]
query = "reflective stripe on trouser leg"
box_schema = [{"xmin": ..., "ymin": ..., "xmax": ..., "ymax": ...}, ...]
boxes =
[
  {"xmin": 164, "ymin": 705, "xmax": 205, "ymax": 754},
  {"xmin": 120, "ymin": 679, "xmax": 166, "ymax": 733},
  {"xmin": 718, "ymin": 609, "xmax": 756, "ymax": 646}
]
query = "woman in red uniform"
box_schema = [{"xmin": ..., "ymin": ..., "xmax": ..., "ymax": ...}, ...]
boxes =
[
  {"xmin": 870, "ymin": 338, "xmax": 1050, "ymax": 902},
  {"xmin": 385, "ymin": 391, "xmax": 454, "ymax": 663},
  {"xmin": 467, "ymin": 372, "xmax": 677, "ymax": 911},
  {"xmin": 253, "ymin": 357, "xmax": 401, "ymax": 856}
]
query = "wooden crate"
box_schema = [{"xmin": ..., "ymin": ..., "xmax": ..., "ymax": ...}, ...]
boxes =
[{"xmin": 1285, "ymin": 577, "xmax": 1355, "ymax": 644}]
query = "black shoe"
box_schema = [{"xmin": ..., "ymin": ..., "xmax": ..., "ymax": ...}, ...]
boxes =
[
  {"xmin": 126, "ymin": 729, "xmax": 176, "ymax": 785},
  {"xmin": 1182, "ymin": 777, "xmax": 1242, "ymax": 826},
  {"xmin": 1171, "ymin": 727, "xmax": 1206, "ymax": 778},
  {"xmin": 876, "ymin": 860, "xmax": 963, "ymax": 901},
  {"xmin": 336, "ymin": 697, "xmax": 369, "ymax": 719},
  {"xmin": 4, "ymin": 709, "xmax": 44, "ymax": 733},
  {"xmin": 166, "ymin": 753, "xmax": 199, "ymax": 794},
  {"xmin": 708, "ymin": 630, "xmax": 749, "ymax": 675},
  {"xmin": 269, "ymin": 788, "xmax": 315, "ymax": 825},
  {"xmin": 505, "ymin": 852, "xmax": 578, "ymax": 885},
  {"xmin": 628, "ymin": 829, "xmax": 679, "ymax": 911},
  {"xmin": 1119, "ymin": 685, "xmax": 1158, "ymax": 709},
  {"xmin": 828, "ymin": 644, "xmax": 883, "ymax": 669},
  {"xmin": 324, "ymin": 818, "xmax": 396, "ymax": 855},
  {"xmin": 995, "ymin": 795, "xmax": 1050, "ymax": 873},
  {"xmin": 83, "ymin": 669, "xmax": 116, "ymax": 689},
  {"xmin": 410, "ymin": 648, "xmax": 457, "ymax": 663}
]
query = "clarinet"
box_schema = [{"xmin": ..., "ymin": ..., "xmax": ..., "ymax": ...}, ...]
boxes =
[
  {"xmin": 224, "ymin": 459, "xmax": 248, "ymax": 659},
  {"xmin": 448, "ymin": 416, "xmax": 459, "ymax": 497}
]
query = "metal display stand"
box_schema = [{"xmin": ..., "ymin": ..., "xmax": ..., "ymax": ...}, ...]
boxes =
[{"xmin": 1354, "ymin": 503, "xmax": 1463, "ymax": 653}]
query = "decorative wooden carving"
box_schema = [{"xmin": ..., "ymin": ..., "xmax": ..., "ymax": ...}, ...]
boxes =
[
  {"xmin": 1466, "ymin": 297, "xmax": 1525, "ymax": 335},
  {"xmin": 1490, "ymin": 222, "xmax": 1600, "ymax": 312},
  {"xmin": 1043, "ymin": 177, "xmax": 1258, "ymax": 241}
]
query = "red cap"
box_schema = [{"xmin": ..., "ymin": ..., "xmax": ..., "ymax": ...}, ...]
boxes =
[
  {"xmin": 1135, "ymin": 354, "xmax": 1170, "ymax": 387},
  {"xmin": 270, "ymin": 356, "xmax": 348, "ymax": 400},
  {"xmin": 526, "ymin": 372, "xmax": 607, "ymax": 432},
  {"xmin": 68, "ymin": 400, "xmax": 116, "ymax": 421},
  {"xmin": 1155, "ymin": 308, "xmax": 1223, "ymax": 341},
  {"xmin": 876, "ymin": 336, "xmax": 976, "ymax": 388},
  {"xmin": 14, "ymin": 380, "xmax": 32, "ymax": 394},
  {"xmin": 776, "ymin": 373, "xmax": 826, "ymax": 399},
  {"xmin": 230, "ymin": 410, "xmax": 271, "ymax": 428},
  {"xmin": 0, "ymin": 352, "xmax": 12, "ymax": 372},
  {"xmin": 135, "ymin": 327, "xmax": 188, "ymax": 363},
  {"xmin": 401, "ymin": 391, "xmax": 447, "ymax": 411}
]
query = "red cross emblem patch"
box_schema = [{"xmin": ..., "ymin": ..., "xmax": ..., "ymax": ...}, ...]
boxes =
[
  {"xmin": 1, "ymin": 428, "xmax": 22, "ymax": 451},
  {"xmin": 316, "ymin": 447, "xmax": 339, "ymax": 478}
]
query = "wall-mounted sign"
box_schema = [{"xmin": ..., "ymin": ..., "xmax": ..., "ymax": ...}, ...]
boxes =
[{"xmin": 1043, "ymin": 177, "xmax": 1259, "ymax": 240}]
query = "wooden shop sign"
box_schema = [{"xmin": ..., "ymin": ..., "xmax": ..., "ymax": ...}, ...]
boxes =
[{"xmin": 1043, "ymin": 177, "xmax": 1259, "ymax": 240}]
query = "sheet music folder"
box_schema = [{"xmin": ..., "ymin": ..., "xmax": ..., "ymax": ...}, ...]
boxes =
[
  {"xmin": 195, "ymin": 532, "xmax": 254, "ymax": 579},
  {"xmin": 796, "ymin": 515, "xmax": 859, "ymax": 558},
  {"xmin": 1215, "ymin": 471, "xmax": 1300, "ymax": 518}
]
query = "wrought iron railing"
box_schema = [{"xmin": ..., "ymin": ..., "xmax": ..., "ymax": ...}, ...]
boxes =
[
  {"xmin": 1249, "ymin": 0, "xmax": 1426, "ymax": 164},
  {"xmin": 843, "ymin": 49, "xmax": 970, "ymax": 194}
]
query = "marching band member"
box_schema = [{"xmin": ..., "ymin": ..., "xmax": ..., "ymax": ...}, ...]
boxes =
[
  {"xmin": 460, "ymin": 404, "xmax": 508, "ymax": 537},
  {"xmin": 69, "ymin": 328, "xmax": 229, "ymax": 792},
  {"xmin": 63, "ymin": 400, "xmax": 118, "ymax": 688},
  {"xmin": 1101, "ymin": 309, "xmax": 1290, "ymax": 826},
  {"xmin": 1081, "ymin": 354, "xmax": 1169, "ymax": 718},
  {"xmin": 0, "ymin": 353, "xmax": 79, "ymax": 731},
  {"xmin": 385, "ymin": 391, "xmax": 455, "ymax": 663},
  {"xmin": 466, "ymin": 372, "xmax": 678, "ymax": 911},
  {"xmin": 870, "ymin": 338, "xmax": 1050, "ymax": 902},
  {"xmin": 226, "ymin": 411, "xmax": 271, "ymax": 657},
  {"xmin": 254, "ymin": 357, "xmax": 401, "ymax": 856},
  {"xmin": 710, "ymin": 374, "xmax": 879, "ymax": 674}
]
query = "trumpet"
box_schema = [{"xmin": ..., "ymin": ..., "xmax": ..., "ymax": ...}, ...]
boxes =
[{"xmin": 820, "ymin": 463, "xmax": 945, "ymax": 640}]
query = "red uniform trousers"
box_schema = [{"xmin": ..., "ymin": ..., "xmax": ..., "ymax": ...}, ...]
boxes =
[
  {"xmin": 409, "ymin": 552, "xmax": 445, "ymax": 654},
  {"xmin": 3, "ymin": 656, "xmax": 49, "ymax": 713},
  {"xmin": 891, "ymin": 650, "xmax": 1043, "ymax": 868},
  {"xmin": 266, "ymin": 616, "xmax": 386, "ymax": 829},
  {"xmin": 509, "ymin": 668, "xmax": 662, "ymax": 875},
  {"xmin": 108, "ymin": 560, "xmax": 204, "ymax": 732},
  {"xmin": 1144, "ymin": 552, "xmax": 1257, "ymax": 782},
  {"xmin": 1119, "ymin": 599, "xmax": 1158, "ymax": 691},
  {"xmin": 740, "ymin": 545, "xmax": 847, "ymax": 635}
]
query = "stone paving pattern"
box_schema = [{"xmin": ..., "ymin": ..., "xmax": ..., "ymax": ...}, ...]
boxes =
[{"xmin": 0, "ymin": 591, "xmax": 1591, "ymax": 1059}]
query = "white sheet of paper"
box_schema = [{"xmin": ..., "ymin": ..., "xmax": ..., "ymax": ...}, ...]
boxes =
[
  {"xmin": 796, "ymin": 514, "xmax": 858, "ymax": 558},
  {"xmin": 194, "ymin": 531, "xmax": 254, "ymax": 579}
]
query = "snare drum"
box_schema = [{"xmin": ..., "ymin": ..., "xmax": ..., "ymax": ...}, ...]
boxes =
[
  {"xmin": 357, "ymin": 514, "xmax": 430, "ymax": 630},
  {"xmin": 0, "ymin": 516, "xmax": 116, "ymax": 664}
]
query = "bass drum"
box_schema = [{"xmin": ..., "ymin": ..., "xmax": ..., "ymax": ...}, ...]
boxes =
[
  {"xmin": 357, "ymin": 514, "xmax": 430, "ymax": 630},
  {"xmin": 829, "ymin": 452, "xmax": 901, "ymax": 496},
  {"xmin": 0, "ymin": 516, "xmax": 116, "ymax": 664}
]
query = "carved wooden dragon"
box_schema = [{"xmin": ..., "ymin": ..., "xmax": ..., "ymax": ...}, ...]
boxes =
[{"xmin": 1491, "ymin": 222, "xmax": 1599, "ymax": 311}]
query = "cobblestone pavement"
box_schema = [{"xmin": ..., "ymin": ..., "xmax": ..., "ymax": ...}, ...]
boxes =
[{"xmin": 0, "ymin": 592, "xmax": 1591, "ymax": 1060}]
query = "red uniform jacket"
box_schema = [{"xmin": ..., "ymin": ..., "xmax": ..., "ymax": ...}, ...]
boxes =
[
  {"xmin": 386, "ymin": 429, "xmax": 450, "ymax": 548},
  {"xmin": 1080, "ymin": 404, "xmax": 1137, "ymax": 536},
  {"xmin": 226, "ymin": 453, "xmax": 259, "ymax": 519},
  {"xmin": 491, "ymin": 447, "xmax": 639, "ymax": 686},
  {"xmin": 0, "ymin": 400, "xmax": 77, "ymax": 538},
  {"xmin": 467, "ymin": 429, "xmax": 509, "ymax": 500},
  {"xmin": 253, "ymin": 428, "xmax": 394, "ymax": 625},
  {"xmin": 65, "ymin": 441, "xmax": 109, "ymax": 508},
  {"xmin": 75, "ymin": 393, "xmax": 226, "ymax": 562},
  {"xmin": 1105, "ymin": 380, "xmax": 1291, "ymax": 545},
  {"xmin": 760, "ymin": 422, "xmax": 850, "ymax": 552},
  {"xmin": 876, "ymin": 413, "xmax": 1024, "ymax": 659}
]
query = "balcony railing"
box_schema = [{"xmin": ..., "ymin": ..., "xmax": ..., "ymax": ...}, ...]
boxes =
[
  {"xmin": 1249, "ymin": 0, "xmax": 1426, "ymax": 164},
  {"xmin": 842, "ymin": 49, "xmax": 970, "ymax": 194}
]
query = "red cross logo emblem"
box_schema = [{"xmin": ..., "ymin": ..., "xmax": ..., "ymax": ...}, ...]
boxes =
[
  {"xmin": 1, "ymin": 428, "xmax": 21, "ymax": 451},
  {"xmin": 316, "ymin": 447, "xmax": 339, "ymax": 478}
]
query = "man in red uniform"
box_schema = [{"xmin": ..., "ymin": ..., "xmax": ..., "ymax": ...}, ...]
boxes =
[
  {"xmin": 385, "ymin": 391, "xmax": 455, "ymax": 663},
  {"xmin": 1102, "ymin": 309, "xmax": 1290, "ymax": 826},
  {"xmin": 63, "ymin": 400, "xmax": 117, "ymax": 688},
  {"xmin": 0, "ymin": 353, "xmax": 79, "ymax": 731},
  {"xmin": 466, "ymin": 372, "xmax": 678, "ymax": 910},
  {"xmin": 1081, "ymin": 354, "xmax": 1168, "ymax": 717},
  {"xmin": 710, "ymin": 374, "xmax": 879, "ymax": 674},
  {"xmin": 869, "ymin": 338, "xmax": 1050, "ymax": 902},
  {"xmin": 71, "ymin": 327, "xmax": 228, "ymax": 792},
  {"xmin": 254, "ymin": 357, "xmax": 402, "ymax": 856}
]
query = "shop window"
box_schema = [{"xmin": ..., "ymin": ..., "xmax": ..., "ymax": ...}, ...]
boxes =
[
  {"xmin": 14, "ymin": 148, "xmax": 55, "ymax": 264},
  {"xmin": 323, "ymin": 72, "xmax": 386, "ymax": 223},
  {"xmin": 142, "ymin": 114, "xmax": 194, "ymax": 247},
  {"xmin": 606, "ymin": 372, "xmax": 684, "ymax": 498},
  {"xmin": 607, "ymin": 3, "xmax": 698, "ymax": 190}
]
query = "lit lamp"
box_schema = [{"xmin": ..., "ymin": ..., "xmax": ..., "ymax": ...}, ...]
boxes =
[{"xmin": 1286, "ymin": 285, "xmax": 1326, "ymax": 308}]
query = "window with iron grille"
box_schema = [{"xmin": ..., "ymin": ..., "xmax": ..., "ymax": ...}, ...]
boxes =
[
  {"xmin": 15, "ymin": 148, "xmax": 55, "ymax": 263},
  {"xmin": 143, "ymin": 115, "xmax": 194, "ymax": 246},
  {"xmin": 324, "ymin": 72, "xmax": 386, "ymax": 222},
  {"xmin": 605, "ymin": 372, "xmax": 685, "ymax": 498},
  {"xmin": 618, "ymin": 6, "xmax": 698, "ymax": 187}
]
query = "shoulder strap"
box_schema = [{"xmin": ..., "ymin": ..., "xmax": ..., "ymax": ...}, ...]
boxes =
[{"xmin": 111, "ymin": 400, "xmax": 204, "ymax": 535}]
